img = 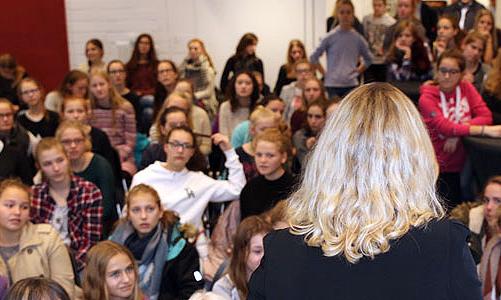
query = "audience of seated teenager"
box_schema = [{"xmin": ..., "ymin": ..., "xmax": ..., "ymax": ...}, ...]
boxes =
[
  {"xmin": 433, "ymin": 14, "xmax": 463, "ymax": 62},
  {"xmin": 362, "ymin": 0, "xmax": 396, "ymax": 83},
  {"xmin": 461, "ymin": 31, "xmax": 489, "ymax": 92},
  {"xmin": 292, "ymin": 100, "xmax": 327, "ymax": 171},
  {"xmin": 109, "ymin": 184, "xmax": 204, "ymax": 299},
  {"xmin": 290, "ymin": 77, "xmax": 327, "ymax": 135},
  {"xmin": 79, "ymin": 38, "xmax": 106, "ymax": 74},
  {"xmin": 174, "ymin": 79, "xmax": 212, "ymax": 155},
  {"xmin": 55, "ymin": 120, "xmax": 117, "ymax": 238},
  {"xmin": 383, "ymin": 0, "xmax": 427, "ymax": 53},
  {"xmin": 4, "ymin": 277, "xmax": 71, "ymax": 300},
  {"xmin": 153, "ymin": 59, "xmax": 178, "ymax": 120},
  {"xmin": 107, "ymin": 59, "xmax": 143, "ymax": 133},
  {"xmin": 274, "ymin": 40, "xmax": 307, "ymax": 96},
  {"xmin": 83, "ymin": 240, "xmax": 146, "ymax": 300},
  {"xmin": 89, "ymin": 70, "xmax": 137, "ymax": 175},
  {"xmin": 0, "ymin": 53, "xmax": 28, "ymax": 109},
  {"xmin": 231, "ymin": 95, "xmax": 286, "ymax": 149},
  {"xmin": 471, "ymin": 9, "xmax": 499, "ymax": 64},
  {"xmin": 220, "ymin": 33, "xmax": 264, "ymax": 94},
  {"xmin": 179, "ymin": 39, "xmax": 218, "ymax": 120},
  {"xmin": 234, "ymin": 106, "xmax": 281, "ymax": 181},
  {"xmin": 418, "ymin": 49, "xmax": 501, "ymax": 208},
  {"xmin": 240, "ymin": 128, "xmax": 296, "ymax": 219},
  {"xmin": 31, "ymin": 138, "xmax": 103, "ymax": 274},
  {"xmin": 17, "ymin": 78, "xmax": 60, "ymax": 139},
  {"xmin": 280, "ymin": 60, "xmax": 314, "ymax": 123},
  {"xmin": 45, "ymin": 70, "xmax": 89, "ymax": 113},
  {"xmin": 212, "ymin": 216, "xmax": 271, "ymax": 300},
  {"xmin": 0, "ymin": 179, "xmax": 77, "ymax": 297},
  {"xmin": 483, "ymin": 49, "xmax": 501, "ymax": 124},
  {"xmin": 218, "ymin": 71, "xmax": 259, "ymax": 139},
  {"xmin": 443, "ymin": 0, "xmax": 485, "ymax": 32},
  {"xmin": 386, "ymin": 20, "xmax": 432, "ymax": 82},
  {"xmin": 311, "ymin": 0, "xmax": 373, "ymax": 99}
]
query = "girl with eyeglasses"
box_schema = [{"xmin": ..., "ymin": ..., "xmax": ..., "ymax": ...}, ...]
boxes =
[
  {"xmin": 55, "ymin": 120, "xmax": 117, "ymax": 238},
  {"xmin": 17, "ymin": 78, "xmax": 60, "ymax": 138},
  {"xmin": 419, "ymin": 49, "xmax": 501, "ymax": 208}
]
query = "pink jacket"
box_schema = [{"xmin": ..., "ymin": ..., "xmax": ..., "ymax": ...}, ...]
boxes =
[{"xmin": 419, "ymin": 81, "xmax": 492, "ymax": 172}]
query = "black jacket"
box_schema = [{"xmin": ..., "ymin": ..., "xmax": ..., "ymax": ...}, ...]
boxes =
[{"xmin": 249, "ymin": 219, "xmax": 481, "ymax": 300}]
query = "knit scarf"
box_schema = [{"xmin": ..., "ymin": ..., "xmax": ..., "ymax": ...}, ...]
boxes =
[{"xmin": 110, "ymin": 221, "xmax": 169, "ymax": 300}]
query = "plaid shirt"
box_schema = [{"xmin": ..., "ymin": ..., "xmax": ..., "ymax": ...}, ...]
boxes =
[{"xmin": 30, "ymin": 175, "xmax": 103, "ymax": 272}]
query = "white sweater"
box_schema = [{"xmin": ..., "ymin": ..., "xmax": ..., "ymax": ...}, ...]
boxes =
[{"xmin": 131, "ymin": 148, "xmax": 245, "ymax": 228}]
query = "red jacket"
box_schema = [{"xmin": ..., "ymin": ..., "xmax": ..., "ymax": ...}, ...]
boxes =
[{"xmin": 419, "ymin": 80, "xmax": 492, "ymax": 172}]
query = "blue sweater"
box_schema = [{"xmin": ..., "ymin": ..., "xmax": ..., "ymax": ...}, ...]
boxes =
[{"xmin": 310, "ymin": 26, "xmax": 373, "ymax": 87}]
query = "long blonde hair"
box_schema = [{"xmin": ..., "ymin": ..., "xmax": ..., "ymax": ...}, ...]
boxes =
[
  {"xmin": 288, "ymin": 83, "xmax": 445, "ymax": 263},
  {"xmin": 89, "ymin": 70, "xmax": 128, "ymax": 128},
  {"xmin": 83, "ymin": 241, "xmax": 143, "ymax": 300},
  {"xmin": 484, "ymin": 48, "xmax": 501, "ymax": 99}
]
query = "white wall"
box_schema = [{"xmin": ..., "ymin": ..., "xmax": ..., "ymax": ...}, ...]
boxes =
[{"xmin": 65, "ymin": 0, "xmax": 326, "ymax": 89}]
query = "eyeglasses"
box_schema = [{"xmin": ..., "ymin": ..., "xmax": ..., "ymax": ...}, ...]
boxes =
[
  {"xmin": 0, "ymin": 112, "xmax": 13, "ymax": 119},
  {"xmin": 60, "ymin": 138, "xmax": 85, "ymax": 146},
  {"xmin": 108, "ymin": 70, "xmax": 125, "ymax": 75},
  {"xmin": 167, "ymin": 141, "xmax": 194, "ymax": 150},
  {"xmin": 296, "ymin": 68, "xmax": 312, "ymax": 74},
  {"xmin": 158, "ymin": 68, "xmax": 175, "ymax": 74},
  {"xmin": 438, "ymin": 67, "xmax": 461, "ymax": 76},
  {"xmin": 20, "ymin": 88, "xmax": 39, "ymax": 96}
]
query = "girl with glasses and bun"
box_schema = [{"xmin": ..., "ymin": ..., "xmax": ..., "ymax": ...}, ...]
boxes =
[{"xmin": 419, "ymin": 49, "xmax": 501, "ymax": 208}]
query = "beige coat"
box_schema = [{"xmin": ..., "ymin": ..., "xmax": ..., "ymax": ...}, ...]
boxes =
[{"xmin": 0, "ymin": 222, "xmax": 77, "ymax": 298}]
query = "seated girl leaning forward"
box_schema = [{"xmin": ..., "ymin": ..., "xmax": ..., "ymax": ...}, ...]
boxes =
[
  {"xmin": 83, "ymin": 240, "xmax": 145, "ymax": 300},
  {"xmin": 110, "ymin": 184, "xmax": 204, "ymax": 299},
  {"xmin": 212, "ymin": 216, "xmax": 272, "ymax": 300},
  {"xmin": 30, "ymin": 137, "xmax": 103, "ymax": 273},
  {"xmin": 0, "ymin": 178, "xmax": 77, "ymax": 298}
]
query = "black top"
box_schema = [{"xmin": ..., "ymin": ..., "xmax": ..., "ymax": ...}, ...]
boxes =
[
  {"xmin": 17, "ymin": 110, "xmax": 59, "ymax": 138},
  {"xmin": 122, "ymin": 90, "xmax": 144, "ymax": 133},
  {"xmin": 240, "ymin": 171, "xmax": 296, "ymax": 220},
  {"xmin": 0, "ymin": 143, "xmax": 33, "ymax": 185},
  {"xmin": 481, "ymin": 91, "xmax": 501, "ymax": 125},
  {"xmin": 274, "ymin": 65, "xmax": 295, "ymax": 96},
  {"xmin": 249, "ymin": 219, "xmax": 481, "ymax": 300},
  {"xmin": 235, "ymin": 146, "xmax": 257, "ymax": 180},
  {"xmin": 442, "ymin": 1, "xmax": 485, "ymax": 32},
  {"xmin": 220, "ymin": 54, "xmax": 264, "ymax": 94},
  {"xmin": 90, "ymin": 126, "xmax": 122, "ymax": 182}
]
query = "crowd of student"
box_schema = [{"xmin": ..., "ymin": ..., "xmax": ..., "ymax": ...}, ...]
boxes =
[{"xmin": 0, "ymin": 0, "xmax": 501, "ymax": 299}]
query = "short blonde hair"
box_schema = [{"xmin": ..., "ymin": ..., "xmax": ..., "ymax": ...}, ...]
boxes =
[
  {"xmin": 249, "ymin": 105, "xmax": 279, "ymax": 127},
  {"xmin": 288, "ymin": 83, "xmax": 445, "ymax": 263}
]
